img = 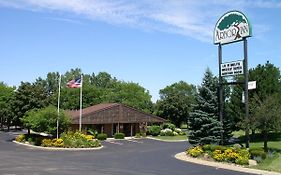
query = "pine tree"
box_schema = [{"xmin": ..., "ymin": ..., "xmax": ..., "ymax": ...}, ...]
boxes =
[
  {"xmin": 188, "ymin": 68, "xmax": 222, "ymax": 145},
  {"xmin": 222, "ymin": 103, "xmax": 234, "ymax": 144}
]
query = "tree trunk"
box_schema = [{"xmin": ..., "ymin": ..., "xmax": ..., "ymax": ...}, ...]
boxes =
[
  {"xmin": 251, "ymin": 129, "xmax": 256, "ymax": 140},
  {"xmin": 263, "ymin": 130, "xmax": 268, "ymax": 152},
  {"xmin": 7, "ymin": 119, "xmax": 10, "ymax": 131},
  {"xmin": 0, "ymin": 117, "xmax": 3, "ymax": 129},
  {"xmin": 28, "ymin": 128, "xmax": 30, "ymax": 135}
]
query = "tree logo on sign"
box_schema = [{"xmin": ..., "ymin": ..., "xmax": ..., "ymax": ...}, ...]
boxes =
[{"xmin": 214, "ymin": 11, "xmax": 251, "ymax": 45}]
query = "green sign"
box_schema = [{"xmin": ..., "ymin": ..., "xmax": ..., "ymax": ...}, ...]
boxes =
[{"xmin": 214, "ymin": 11, "xmax": 252, "ymax": 45}]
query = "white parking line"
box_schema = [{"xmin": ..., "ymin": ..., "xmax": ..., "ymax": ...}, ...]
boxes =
[
  {"xmin": 105, "ymin": 141, "xmax": 123, "ymax": 145},
  {"xmin": 126, "ymin": 139, "xmax": 143, "ymax": 144}
]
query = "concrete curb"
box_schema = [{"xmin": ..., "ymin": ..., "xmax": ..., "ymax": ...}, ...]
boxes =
[
  {"xmin": 175, "ymin": 152, "xmax": 281, "ymax": 175},
  {"xmin": 13, "ymin": 141, "xmax": 103, "ymax": 151},
  {"xmin": 146, "ymin": 137, "xmax": 187, "ymax": 142}
]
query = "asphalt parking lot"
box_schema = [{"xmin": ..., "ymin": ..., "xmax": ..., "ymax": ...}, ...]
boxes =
[{"xmin": 0, "ymin": 131, "xmax": 253, "ymax": 175}]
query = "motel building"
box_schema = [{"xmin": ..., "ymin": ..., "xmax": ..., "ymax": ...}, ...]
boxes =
[{"xmin": 67, "ymin": 103, "xmax": 166, "ymax": 137}]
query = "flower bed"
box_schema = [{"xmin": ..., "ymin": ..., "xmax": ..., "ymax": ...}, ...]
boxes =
[
  {"xmin": 186, "ymin": 144, "xmax": 250, "ymax": 165},
  {"xmin": 15, "ymin": 131, "xmax": 101, "ymax": 148}
]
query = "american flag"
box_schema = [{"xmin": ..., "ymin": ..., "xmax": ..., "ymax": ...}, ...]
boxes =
[{"xmin": 67, "ymin": 77, "xmax": 82, "ymax": 88}]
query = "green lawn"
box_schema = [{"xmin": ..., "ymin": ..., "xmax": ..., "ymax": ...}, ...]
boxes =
[
  {"xmin": 247, "ymin": 141, "xmax": 281, "ymax": 173},
  {"xmin": 254, "ymin": 153, "xmax": 281, "ymax": 173},
  {"xmin": 152, "ymin": 135, "xmax": 187, "ymax": 141},
  {"xmin": 236, "ymin": 131, "xmax": 281, "ymax": 173},
  {"xmin": 232, "ymin": 130, "xmax": 245, "ymax": 138}
]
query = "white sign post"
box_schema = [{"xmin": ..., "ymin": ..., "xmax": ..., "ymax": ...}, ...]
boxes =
[{"xmin": 220, "ymin": 60, "xmax": 244, "ymax": 77}]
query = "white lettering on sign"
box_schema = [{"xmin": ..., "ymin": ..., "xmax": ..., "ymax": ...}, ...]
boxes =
[{"xmin": 221, "ymin": 60, "xmax": 244, "ymax": 77}]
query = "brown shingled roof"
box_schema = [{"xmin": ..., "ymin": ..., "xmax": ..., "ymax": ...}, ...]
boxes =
[
  {"xmin": 66, "ymin": 103, "xmax": 166, "ymax": 124},
  {"xmin": 66, "ymin": 103, "xmax": 119, "ymax": 119}
]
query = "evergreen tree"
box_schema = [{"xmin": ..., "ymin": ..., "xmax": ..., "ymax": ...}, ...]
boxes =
[
  {"xmin": 188, "ymin": 68, "xmax": 222, "ymax": 145},
  {"xmin": 222, "ymin": 103, "xmax": 234, "ymax": 144}
]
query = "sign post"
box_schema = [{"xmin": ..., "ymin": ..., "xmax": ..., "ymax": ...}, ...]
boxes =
[
  {"xmin": 218, "ymin": 44, "xmax": 223, "ymax": 145},
  {"xmin": 243, "ymin": 38, "xmax": 250, "ymax": 148},
  {"xmin": 214, "ymin": 10, "xmax": 252, "ymax": 147}
]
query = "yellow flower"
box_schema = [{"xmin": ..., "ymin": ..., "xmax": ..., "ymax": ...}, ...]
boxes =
[
  {"xmin": 85, "ymin": 135, "xmax": 94, "ymax": 141},
  {"xmin": 187, "ymin": 146, "xmax": 203, "ymax": 157}
]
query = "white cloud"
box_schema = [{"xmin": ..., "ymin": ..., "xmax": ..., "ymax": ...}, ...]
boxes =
[{"xmin": 0, "ymin": 0, "xmax": 278, "ymax": 42}]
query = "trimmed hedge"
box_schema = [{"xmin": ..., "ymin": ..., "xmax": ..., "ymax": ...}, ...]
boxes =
[
  {"xmin": 97, "ymin": 133, "xmax": 107, "ymax": 141},
  {"xmin": 114, "ymin": 133, "xmax": 125, "ymax": 139}
]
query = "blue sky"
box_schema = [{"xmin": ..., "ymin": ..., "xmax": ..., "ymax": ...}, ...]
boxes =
[{"xmin": 0, "ymin": 0, "xmax": 281, "ymax": 102}]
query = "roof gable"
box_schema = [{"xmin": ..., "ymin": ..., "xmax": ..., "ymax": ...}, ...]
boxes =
[{"xmin": 67, "ymin": 103, "xmax": 165, "ymax": 124}]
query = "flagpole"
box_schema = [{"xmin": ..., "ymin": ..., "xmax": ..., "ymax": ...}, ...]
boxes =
[
  {"xmin": 57, "ymin": 74, "xmax": 61, "ymax": 139},
  {"xmin": 79, "ymin": 74, "xmax": 83, "ymax": 132}
]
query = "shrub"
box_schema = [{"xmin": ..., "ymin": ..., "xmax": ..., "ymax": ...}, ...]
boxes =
[
  {"xmin": 250, "ymin": 149, "xmax": 267, "ymax": 160},
  {"xmin": 21, "ymin": 106, "xmax": 70, "ymax": 136},
  {"xmin": 141, "ymin": 132, "xmax": 146, "ymax": 137},
  {"xmin": 34, "ymin": 137, "xmax": 44, "ymax": 146},
  {"xmin": 41, "ymin": 139, "xmax": 53, "ymax": 147},
  {"xmin": 179, "ymin": 132, "xmax": 187, "ymax": 136},
  {"xmin": 135, "ymin": 133, "xmax": 141, "ymax": 138},
  {"xmin": 173, "ymin": 131, "xmax": 178, "ymax": 136},
  {"xmin": 52, "ymin": 138, "xmax": 64, "ymax": 147},
  {"xmin": 175, "ymin": 128, "xmax": 182, "ymax": 133},
  {"xmin": 97, "ymin": 133, "xmax": 107, "ymax": 141},
  {"xmin": 160, "ymin": 130, "xmax": 166, "ymax": 136},
  {"xmin": 187, "ymin": 146, "xmax": 204, "ymax": 157},
  {"xmin": 27, "ymin": 137, "xmax": 34, "ymax": 143},
  {"xmin": 162, "ymin": 123, "xmax": 175, "ymax": 131},
  {"xmin": 86, "ymin": 140, "xmax": 101, "ymax": 148},
  {"xmin": 159, "ymin": 128, "xmax": 176, "ymax": 136},
  {"xmin": 164, "ymin": 128, "xmax": 174, "ymax": 136},
  {"xmin": 85, "ymin": 135, "xmax": 94, "ymax": 141},
  {"xmin": 212, "ymin": 150, "xmax": 225, "ymax": 162},
  {"xmin": 203, "ymin": 144, "xmax": 228, "ymax": 152},
  {"xmin": 238, "ymin": 149, "xmax": 250, "ymax": 159},
  {"xmin": 149, "ymin": 125, "xmax": 161, "ymax": 136},
  {"xmin": 235, "ymin": 156, "xmax": 249, "ymax": 165},
  {"xmin": 87, "ymin": 128, "xmax": 98, "ymax": 138},
  {"xmin": 60, "ymin": 131, "xmax": 101, "ymax": 148},
  {"xmin": 201, "ymin": 145, "xmax": 249, "ymax": 165},
  {"xmin": 175, "ymin": 128, "xmax": 187, "ymax": 135},
  {"xmin": 223, "ymin": 148, "xmax": 239, "ymax": 162},
  {"xmin": 15, "ymin": 134, "xmax": 25, "ymax": 142},
  {"xmin": 114, "ymin": 133, "xmax": 125, "ymax": 139}
]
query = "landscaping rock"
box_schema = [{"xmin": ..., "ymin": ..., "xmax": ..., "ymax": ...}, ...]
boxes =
[{"xmin": 248, "ymin": 159, "xmax": 258, "ymax": 166}]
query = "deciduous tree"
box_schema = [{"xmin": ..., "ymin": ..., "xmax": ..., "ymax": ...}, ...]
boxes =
[
  {"xmin": 0, "ymin": 82, "xmax": 15, "ymax": 129},
  {"xmin": 250, "ymin": 94, "xmax": 281, "ymax": 151},
  {"xmin": 155, "ymin": 81, "xmax": 196, "ymax": 127},
  {"xmin": 22, "ymin": 106, "xmax": 70, "ymax": 136}
]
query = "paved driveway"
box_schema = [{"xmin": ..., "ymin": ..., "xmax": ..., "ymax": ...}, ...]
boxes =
[{"xmin": 0, "ymin": 131, "xmax": 253, "ymax": 175}]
